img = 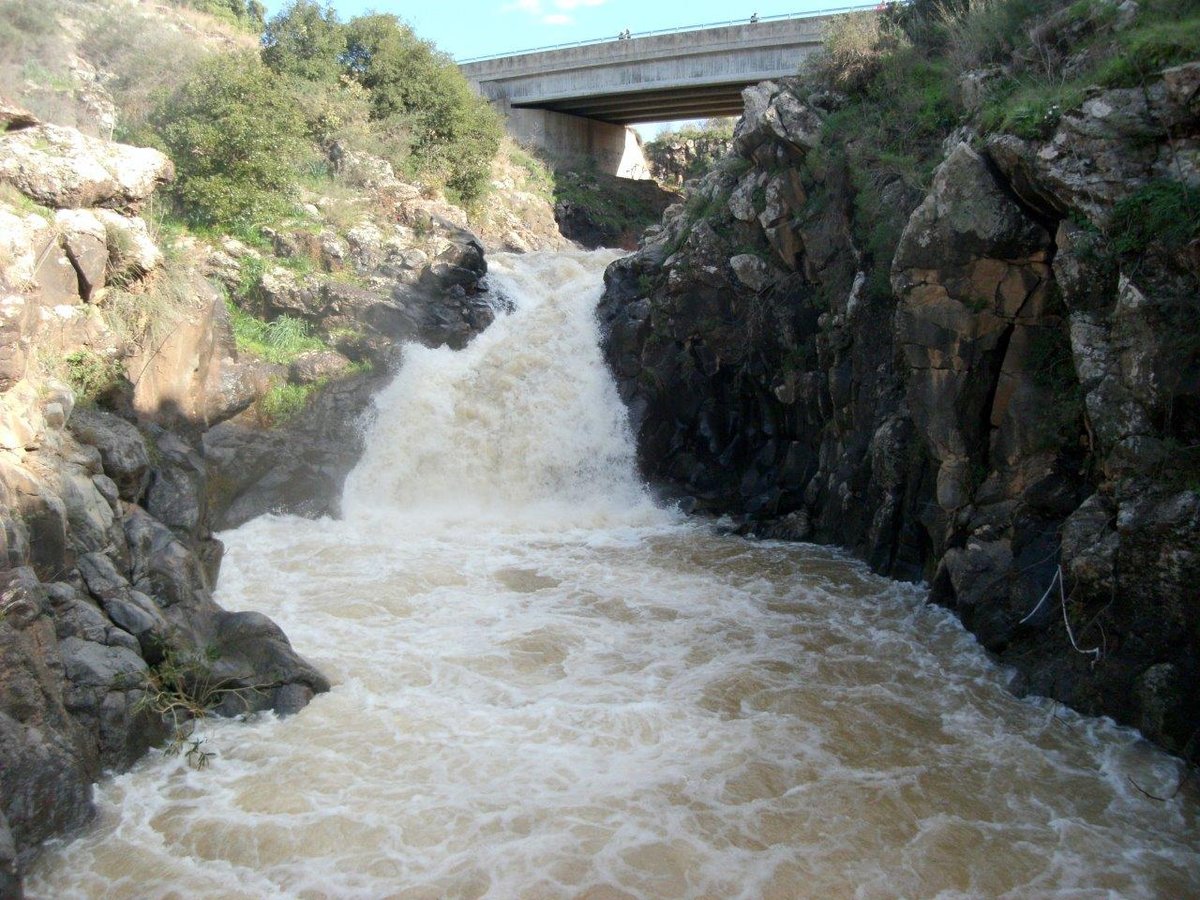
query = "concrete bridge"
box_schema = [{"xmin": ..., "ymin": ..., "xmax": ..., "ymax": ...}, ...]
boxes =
[{"xmin": 459, "ymin": 7, "xmax": 867, "ymax": 176}]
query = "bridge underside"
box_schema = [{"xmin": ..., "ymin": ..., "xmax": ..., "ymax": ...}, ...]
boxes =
[
  {"xmin": 462, "ymin": 15, "xmax": 832, "ymax": 176},
  {"xmin": 512, "ymin": 81, "xmax": 752, "ymax": 125}
]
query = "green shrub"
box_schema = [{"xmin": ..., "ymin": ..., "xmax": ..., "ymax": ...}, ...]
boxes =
[
  {"xmin": 343, "ymin": 13, "xmax": 502, "ymax": 202},
  {"xmin": 808, "ymin": 9, "xmax": 908, "ymax": 94},
  {"xmin": 505, "ymin": 143, "xmax": 556, "ymax": 202},
  {"xmin": 932, "ymin": 0, "xmax": 1048, "ymax": 73},
  {"xmin": 64, "ymin": 350, "xmax": 124, "ymax": 404},
  {"xmin": 169, "ymin": 0, "xmax": 265, "ymax": 32},
  {"xmin": 149, "ymin": 52, "xmax": 308, "ymax": 230},
  {"xmin": 1108, "ymin": 180, "xmax": 1200, "ymax": 256},
  {"xmin": 228, "ymin": 303, "xmax": 327, "ymax": 364},
  {"xmin": 975, "ymin": 0, "xmax": 1200, "ymax": 139},
  {"xmin": 288, "ymin": 75, "xmax": 374, "ymax": 147},
  {"xmin": 980, "ymin": 78, "xmax": 1087, "ymax": 140},
  {"xmin": 261, "ymin": 0, "xmax": 346, "ymax": 83},
  {"xmin": 1095, "ymin": 17, "xmax": 1200, "ymax": 87},
  {"xmin": 100, "ymin": 260, "xmax": 194, "ymax": 345}
]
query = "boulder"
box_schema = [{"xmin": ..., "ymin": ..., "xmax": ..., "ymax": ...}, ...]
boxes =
[
  {"xmin": 734, "ymin": 81, "xmax": 823, "ymax": 161},
  {"xmin": 93, "ymin": 210, "xmax": 162, "ymax": 281},
  {"xmin": 728, "ymin": 254, "xmax": 776, "ymax": 292},
  {"xmin": 288, "ymin": 350, "xmax": 351, "ymax": 384},
  {"xmin": 123, "ymin": 505, "xmax": 210, "ymax": 608},
  {"xmin": 0, "ymin": 98, "xmax": 38, "ymax": 132},
  {"xmin": 208, "ymin": 610, "xmax": 332, "ymax": 716},
  {"xmin": 0, "ymin": 205, "xmax": 54, "ymax": 294},
  {"xmin": 422, "ymin": 223, "xmax": 487, "ymax": 291},
  {"xmin": 54, "ymin": 209, "xmax": 108, "ymax": 301},
  {"xmin": 67, "ymin": 408, "xmax": 150, "ymax": 503},
  {"xmin": 143, "ymin": 429, "xmax": 208, "ymax": 542},
  {"xmin": 0, "ymin": 124, "xmax": 172, "ymax": 211}
]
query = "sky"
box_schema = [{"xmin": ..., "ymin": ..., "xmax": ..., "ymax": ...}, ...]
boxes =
[{"xmin": 259, "ymin": 0, "xmax": 872, "ymax": 63}]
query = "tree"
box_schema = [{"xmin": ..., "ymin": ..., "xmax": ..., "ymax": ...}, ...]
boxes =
[
  {"xmin": 150, "ymin": 51, "xmax": 308, "ymax": 229},
  {"xmin": 342, "ymin": 13, "xmax": 502, "ymax": 202},
  {"xmin": 261, "ymin": 0, "xmax": 346, "ymax": 83}
]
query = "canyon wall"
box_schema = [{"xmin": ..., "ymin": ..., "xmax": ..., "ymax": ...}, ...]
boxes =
[{"xmin": 600, "ymin": 67, "xmax": 1200, "ymax": 762}]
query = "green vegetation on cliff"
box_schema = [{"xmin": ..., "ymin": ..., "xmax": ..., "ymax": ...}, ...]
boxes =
[
  {"xmin": 75, "ymin": 0, "xmax": 502, "ymax": 232},
  {"xmin": 148, "ymin": 52, "xmax": 310, "ymax": 229},
  {"xmin": 262, "ymin": 1, "xmax": 502, "ymax": 205},
  {"xmin": 644, "ymin": 118, "xmax": 736, "ymax": 187},
  {"xmin": 171, "ymin": 0, "xmax": 266, "ymax": 32},
  {"xmin": 797, "ymin": 0, "xmax": 1200, "ymax": 300}
]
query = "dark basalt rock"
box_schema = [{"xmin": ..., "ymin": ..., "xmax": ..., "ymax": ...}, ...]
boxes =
[
  {"xmin": 0, "ymin": 413, "xmax": 332, "ymax": 891},
  {"xmin": 600, "ymin": 72, "xmax": 1200, "ymax": 761}
]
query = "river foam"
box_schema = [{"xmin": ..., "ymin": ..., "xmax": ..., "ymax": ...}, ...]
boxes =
[{"xmin": 27, "ymin": 250, "xmax": 1199, "ymax": 898}]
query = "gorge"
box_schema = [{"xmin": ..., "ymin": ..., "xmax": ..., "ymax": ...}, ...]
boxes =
[
  {"xmin": 25, "ymin": 251, "xmax": 1200, "ymax": 896},
  {"xmin": 1, "ymin": 0, "xmax": 1199, "ymax": 895}
]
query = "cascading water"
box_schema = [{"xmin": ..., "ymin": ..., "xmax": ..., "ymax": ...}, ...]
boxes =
[{"xmin": 29, "ymin": 250, "xmax": 1199, "ymax": 898}]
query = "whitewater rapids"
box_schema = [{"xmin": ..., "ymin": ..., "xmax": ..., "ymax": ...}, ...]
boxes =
[{"xmin": 28, "ymin": 250, "xmax": 1199, "ymax": 898}]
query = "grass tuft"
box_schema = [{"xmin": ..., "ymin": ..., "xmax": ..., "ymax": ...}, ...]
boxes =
[{"xmin": 227, "ymin": 302, "xmax": 327, "ymax": 364}]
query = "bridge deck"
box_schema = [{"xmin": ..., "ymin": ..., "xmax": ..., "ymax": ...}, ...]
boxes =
[{"xmin": 461, "ymin": 15, "xmax": 832, "ymax": 125}]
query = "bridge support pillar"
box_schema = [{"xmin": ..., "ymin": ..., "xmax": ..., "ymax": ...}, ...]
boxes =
[{"xmin": 495, "ymin": 101, "xmax": 650, "ymax": 179}]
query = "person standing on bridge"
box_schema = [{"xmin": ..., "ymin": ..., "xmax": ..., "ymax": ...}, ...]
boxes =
[{"xmin": 750, "ymin": 12, "xmax": 759, "ymax": 23}]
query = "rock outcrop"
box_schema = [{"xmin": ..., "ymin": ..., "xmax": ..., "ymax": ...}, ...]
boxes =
[
  {"xmin": 644, "ymin": 132, "xmax": 734, "ymax": 188},
  {"xmin": 600, "ymin": 68, "xmax": 1200, "ymax": 760},
  {"xmin": 0, "ymin": 108, "xmax": 334, "ymax": 894},
  {"xmin": 0, "ymin": 120, "xmax": 173, "ymax": 212},
  {"xmin": 553, "ymin": 171, "xmax": 677, "ymax": 250}
]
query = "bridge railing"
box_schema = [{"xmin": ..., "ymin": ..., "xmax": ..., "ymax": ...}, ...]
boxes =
[{"xmin": 457, "ymin": 2, "xmax": 886, "ymax": 64}]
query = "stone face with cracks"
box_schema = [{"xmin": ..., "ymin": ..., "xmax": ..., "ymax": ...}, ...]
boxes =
[
  {"xmin": 599, "ymin": 68, "xmax": 1200, "ymax": 763},
  {"xmin": 0, "ymin": 123, "xmax": 173, "ymax": 211}
]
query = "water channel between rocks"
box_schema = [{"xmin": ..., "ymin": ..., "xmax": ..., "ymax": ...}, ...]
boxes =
[{"xmin": 29, "ymin": 250, "xmax": 1200, "ymax": 898}]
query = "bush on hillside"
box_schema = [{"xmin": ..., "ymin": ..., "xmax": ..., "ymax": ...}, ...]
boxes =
[
  {"xmin": 149, "ymin": 52, "xmax": 309, "ymax": 229},
  {"xmin": 342, "ymin": 13, "xmax": 502, "ymax": 203},
  {"xmin": 261, "ymin": 0, "xmax": 345, "ymax": 83},
  {"xmin": 807, "ymin": 9, "xmax": 908, "ymax": 94},
  {"xmin": 257, "ymin": 2, "xmax": 504, "ymax": 203},
  {"xmin": 83, "ymin": 8, "xmax": 208, "ymax": 137},
  {"xmin": 288, "ymin": 76, "xmax": 374, "ymax": 148}
]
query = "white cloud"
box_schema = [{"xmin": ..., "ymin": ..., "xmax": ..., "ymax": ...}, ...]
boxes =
[{"xmin": 501, "ymin": 0, "xmax": 604, "ymax": 21}]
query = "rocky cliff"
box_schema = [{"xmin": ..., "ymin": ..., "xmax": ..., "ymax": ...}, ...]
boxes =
[
  {"xmin": 0, "ymin": 105, "xmax": 330, "ymax": 895},
  {"xmin": 600, "ymin": 58, "xmax": 1200, "ymax": 761},
  {"xmin": 0, "ymin": 98, "xmax": 509, "ymax": 894}
]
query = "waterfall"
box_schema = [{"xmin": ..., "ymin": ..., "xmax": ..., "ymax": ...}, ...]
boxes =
[{"xmin": 342, "ymin": 249, "xmax": 665, "ymax": 529}]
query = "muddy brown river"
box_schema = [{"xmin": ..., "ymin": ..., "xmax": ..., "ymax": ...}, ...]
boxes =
[{"xmin": 29, "ymin": 251, "xmax": 1199, "ymax": 898}]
